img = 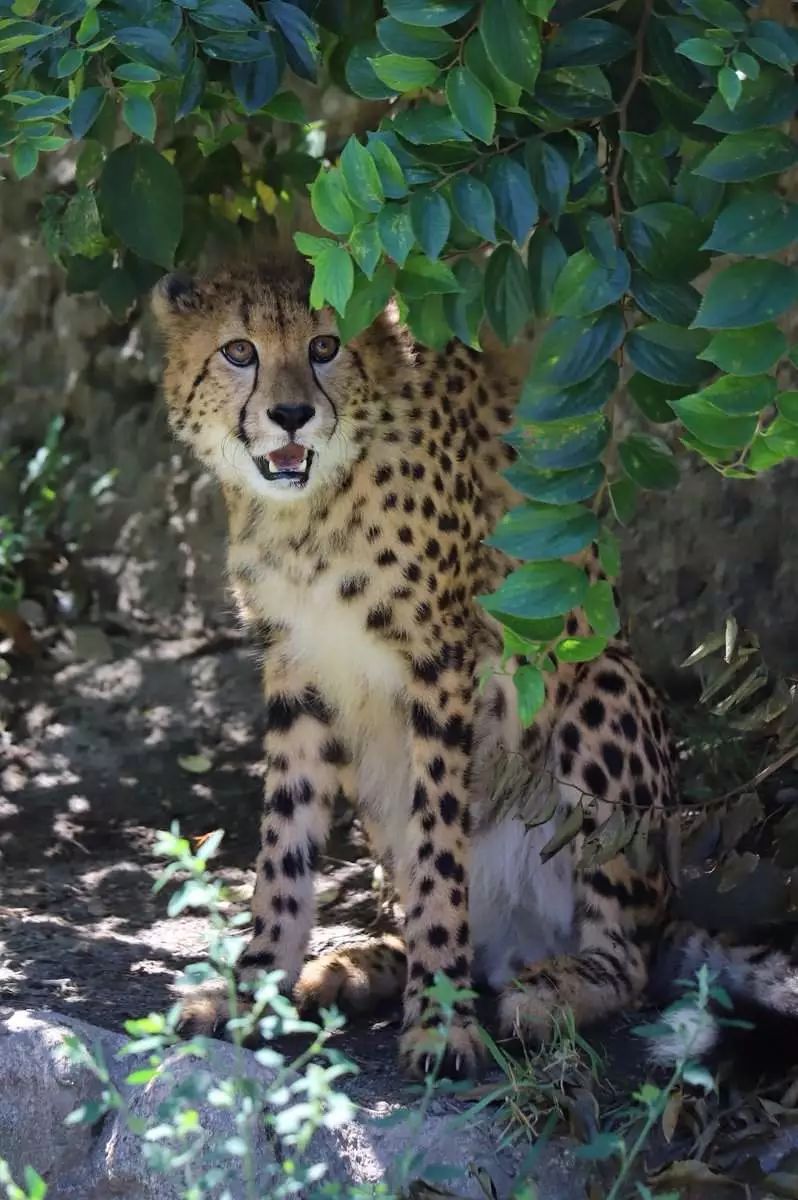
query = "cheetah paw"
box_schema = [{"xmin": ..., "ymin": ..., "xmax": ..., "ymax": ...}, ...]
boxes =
[
  {"xmin": 293, "ymin": 940, "xmax": 405, "ymax": 1017},
  {"xmin": 399, "ymin": 1019, "xmax": 485, "ymax": 1081},
  {"xmin": 175, "ymin": 984, "xmax": 251, "ymax": 1044}
]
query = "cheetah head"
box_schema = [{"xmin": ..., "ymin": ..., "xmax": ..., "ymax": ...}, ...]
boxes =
[{"xmin": 152, "ymin": 258, "xmax": 391, "ymax": 503}]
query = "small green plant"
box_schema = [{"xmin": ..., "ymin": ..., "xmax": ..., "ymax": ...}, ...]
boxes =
[
  {"xmin": 0, "ymin": 414, "xmax": 71, "ymax": 612},
  {"xmin": 0, "ymin": 1161, "xmax": 48, "ymax": 1200},
  {"xmin": 60, "ymin": 824, "xmax": 372, "ymax": 1200},
  {"xmin": 575, "ymin": 965, "xmax": 733, "ymax": 1199},
  {"xmin": 0, "ymin": 412, "xmax": 115, "ymax": 637}
]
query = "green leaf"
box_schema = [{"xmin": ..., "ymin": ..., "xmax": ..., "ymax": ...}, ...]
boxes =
[
  {"xmin": 122, "ymin": 93, "xmax": 156, "ymax": 141},
  {"xmin": 551, "ymin": 248, "xmax": 629, "ymax": 318},
  {"xmin": 484, "ymin": 243, "xmax": 532, "ymax": 345},
  {"xmin": 376, "ymin": 17, "xmax": 455, "ymax": 59},
  {"xmin": 534, "ymin": 309, "xmax": 625, "ymax": 388},
  {"xmin": 598, "ymin": 526, "xmax": 620, "ymax": 577},
  {"xmin": 444, "ymin": 257, "xmax": 484, "ymax": 347},
  {"xmin": 557, "ymin": 635, "xmax": 607, "ymax": 663},
  {"xmin": 702, "ymin": 192, "xmax": 798, "ymax": 255},
  {"xmin": 370, "ymin": 53, "xmax": 440, "ymax": 92},
  {"xmin": 521, "ymin": 414, "xmax": 610, "ymax": 470},
  {"xmin": 626, "ymin": 323, "xmax": 712, "ymax": 387},
  {"xmin": 116, "ymin": 26, "xmax": 180, "ymax": 76},
  {"xmin": 518, "ymin": 361, "xmax": 618, "ymax": 422},
  {"xmin": 487, "ymin": 501, "xmax": 598, "ymax": 559},
  {"xmin": 717, "ymin": 65, "xmax": 742, "ymax": 111},
  {"xmin": 584, "ymin": 580, "xmax": 619, "ymax": 638},
  {"xmin": 338, "ymin": 263, "xmax": 394, "ymax": 341},
  {"xmin": 193, "ymin": 0, "xmax": 260, "ymax": 31},
  {"xmin": 349, "ymin": 222, "xmax": 381, "ymax": 279},
  {"xmin": 484, "ymin": 157, "xmax": 538, "ymax": 246},
  {"xmin": 628, "ymin": 374, "xmax": 684, "ymax": 424},
  {"xmin": 71, "ymin": 86, "xmax": 105, "ymax": 139},
  {"xmin": 451, "ymin": 176, "xmax": 495, "ymax": 241},
  {"xmin": 693, "ymin": 261, "xmax": 798, "ymax": 330},
  {"xmin": 621, "ymin": 130, "xmax": 673, "ymax": 206},
  {"xmin": 340, "ymin": 136, "xmax": 384, "ymax": 214},
  {"xmin": 99, "ymin": 266, "xmax": 138, "ymax": 320},
  {"xmin": 580, "ymin": 212, "xmax": 617, "ymax": 269},
  {"xmin": 230, "ymin": 39, "xmax": 282, "ymax": 114},
  {"xmin": 385, "ymin": 0, "xmax": 474, "ymax": 26},
  {"xmin": 543, "ymin": 18, "xmax": 633, "ymax": 68},
  {"xmin": 504, "ymin": 461, "xmax": 604, "ymax": 504},
  {"xmin": 446, "ymin": 66, "xmax": 495, "ymax": 145},
  {"xmin": 99, "ymin": 144, "xmax": 183, "ymax": 269},
  {"xmin": 525, "ymin": 139, "xmax": 569, "ymax": 224},
  {"xmin": 479, "ymin": 561, "xmax": 589, "ymax": 620},
  {"xmin": 676, "ymin": 37, "xmax": 724, "ymax": 65},
  {"xmin": 623, "ymin": 203, "xmax": 709, "ymax": 283},
  {"xmin": 697, "ymin": 68, "xmax": 798, "ymax": 133},
  {"xmin": 377, "ymin": 203, "xmax": 415, "ymax": 267},
  {"xmin": 514, "ymin": 664, "xmax": 546, "ymax": 727},
  {"xmin": 62, "ymin": 188, "xmax": 105, "ymax": 257},
  {"xmin": 396, "ymin": 255, "xmax": 460, "ymax": 298},
  {"xmin": 367, "ymin": 139, "xmax": 407, "ymax": 200},
  {"xmin": 310, "ymin": 245, "xmax": 354, "ymax": 316},
  {"xmin": 683, "ymin": 373, "xmax": 776, "ymax": 417},
  {"xmin": 310, "ymin": 168, "xmax": 354, "ymax": 236},
  {"xmin": 12, "ymin": 142, "xmax": 38, "ymax": 179},
  {"xmin": 115, "ymin": 62, "xmax": 161, "ymax": 82},
  {"xmin": 346, "ymin": 39, "xmax": 398, "ymax": 100},
  {"xmin": 698, "ymin": 325, "xmax": 786, "ymax": 376},
  {"xmin": 0, "ymin": 19, "xmax": 56, "ymax": 52},
  {"xmin": 534, "ymin": 65, "xmax": 614, "ymax": 119},
  {"xmin": 463, "ymin": 29, "xmax": 521, "ymax": 107},
  {"xmin": 392, "ymin": 102, "xmax": 470, "ymax": 144},
  {"xmin": 406, "ymin": 291, "xmax": 452, "ymax": 351},
  {"xmin": 778, "ymin": 392, "xmax": 798, "ymax": 424},
  {"xmin": 265, "ymin": 0, "xmax": 319, "ymax": 81},
  {"xmin": 618, "ymin": 434, "xmax": 679, "ymax": 491},
  {"xmin": 409, "ymin": 191, "xmax": 450, "ymax": 259},
  {"xmin": 480, "ymin": 0, "xmax": 541, "ymax": 93},
  {"xmin": 671, "ymin": 395, "xmax": 757, "ymax": 448},
  {"xmin": 527, "ymin": 226, "xmax": 566, "ymax": 317},
  {"xmin": 747, "ymin": 29, "xmax": 797, "ymax": 72},
  {"xmin": 14, "ymin": 95, "xmax": 70, "ymax": 120},
  {"xmin": 294, "ymin": 232, "xmax": 335, "ymax": 258},
  {"xmin": 56, "ymin": 46, "xmax": 84, "ymax": 76},
  {"xmin": 694, "ymin": 130, "xmax": 798, "ymax": 182},
  {"xmin": 630, "ymin": 271, "xmax": 700, "ymax": 327},
  {"xmin": 177, "ymin": 57, "xmax": 206, "ymax": 119}
]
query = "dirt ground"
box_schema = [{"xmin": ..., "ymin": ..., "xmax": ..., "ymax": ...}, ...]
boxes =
[{"xmin": 0, "ymin": 622, "xmax": 413, "ymax": 1066}]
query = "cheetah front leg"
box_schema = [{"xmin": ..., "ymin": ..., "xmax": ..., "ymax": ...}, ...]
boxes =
[
  {"xmin": 397, "ymin": 642, "xmax": 484, "ymax": 1079},
  {"xmin": 179, "ymin": 665, "xmax": 348, "ymax": 1037}
]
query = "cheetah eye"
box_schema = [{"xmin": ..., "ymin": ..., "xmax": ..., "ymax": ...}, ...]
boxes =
[
  {"xmin": 221, "ymin": 339, "xmax": 257, "ymax": 368},
  {"xmin": 309, "ymin": 335, "xmax": 340, "ymax": 365}
]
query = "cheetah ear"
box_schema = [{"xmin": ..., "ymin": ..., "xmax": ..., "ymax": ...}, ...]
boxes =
[{"xmin": 152, "ymin": 271, "xmax": 201, "ymax": 321}]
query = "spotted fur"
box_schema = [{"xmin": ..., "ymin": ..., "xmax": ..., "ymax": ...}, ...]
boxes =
[{"xmin": 153, "ymin": 258, "xmax": 676, "ymax": 1078}]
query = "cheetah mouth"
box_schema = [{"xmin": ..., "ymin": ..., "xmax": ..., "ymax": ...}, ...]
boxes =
[{"xmin": 253, "ymin": 445, "xmax": 314, "ymax": 487}]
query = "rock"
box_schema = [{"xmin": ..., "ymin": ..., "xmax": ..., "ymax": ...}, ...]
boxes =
[
  {"xmin": 0, "ymin": 1008, "xmax": 586, "ymax": 1200},
  {"xmin": 69, "ymin": 626, "xmax": 114, "ymax": 663}
]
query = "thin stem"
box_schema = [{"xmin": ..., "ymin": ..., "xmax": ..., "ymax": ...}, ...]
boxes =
[{"xmin": 608, "ymin": 0, "xmax": 655, "ymax": 231}]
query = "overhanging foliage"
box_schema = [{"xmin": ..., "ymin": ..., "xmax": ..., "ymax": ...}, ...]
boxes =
[{"xmin": 1, "ymin": 0, "xmax": 796, "ymax": 718}]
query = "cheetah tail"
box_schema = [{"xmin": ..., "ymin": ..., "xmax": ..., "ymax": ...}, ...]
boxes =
[{"xmin": 646, "ymin": 920, "xmax": 798, "ymax": 1078}]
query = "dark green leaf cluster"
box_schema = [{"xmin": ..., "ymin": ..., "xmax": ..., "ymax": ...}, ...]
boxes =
[{"xmin": 1, "ymin": 0, "xmax": 796, "ymax": 717}]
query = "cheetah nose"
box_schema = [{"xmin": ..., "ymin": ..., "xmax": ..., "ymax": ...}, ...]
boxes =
[{"xmin": 268, "ymin": 403, "xmax": 315, "ymax": 434}]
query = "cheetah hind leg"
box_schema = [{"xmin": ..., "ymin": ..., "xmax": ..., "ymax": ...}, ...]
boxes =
[
  {"xmin": 498, "ymin": 859, "xmax": 666, "ymax": 1045},
  {"xmin": 293, "ymin": 934, "xmax": 407, "ymax": 1018}
]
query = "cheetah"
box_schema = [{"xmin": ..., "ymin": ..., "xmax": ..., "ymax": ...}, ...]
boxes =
[{"xmin": 152, "ymin": 255, "xmax": 677, "ymax": 1079}]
